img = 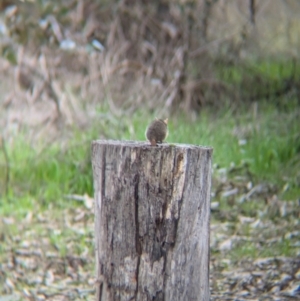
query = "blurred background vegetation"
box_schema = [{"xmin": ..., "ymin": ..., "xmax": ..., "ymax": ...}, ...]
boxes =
[
  {"xmin": 0, "ymin": 0, "xmax": 299, "ymax": 206},
  {"xmin": 0, "ymin": 1, "xmax": 300, "ymax": 299}
]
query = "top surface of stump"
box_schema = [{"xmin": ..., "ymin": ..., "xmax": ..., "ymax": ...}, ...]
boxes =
[{"xmin": 92, "ymin": 139, "xmax": 213, "ymax": 151}]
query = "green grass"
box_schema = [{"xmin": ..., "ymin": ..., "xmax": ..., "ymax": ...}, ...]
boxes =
[
  {"xmin": 230, "ymin": 237, "xmax": 295, "ymax": 260},
  {"xmin": 0, "ymin": 102, "xmax": 299, "ymax": 215},
  {"xmin": 217, "ymin": 58, "xmax": 300, "ymax": 85},
  {"xmin": 216, "ymin": 59, "xmax": 300, "ymax": 106}
]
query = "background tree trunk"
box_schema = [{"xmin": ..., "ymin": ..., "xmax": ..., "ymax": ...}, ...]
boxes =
[{"xmin": 92, "ymin": 140, "xmax": 213, "ymax": 301}]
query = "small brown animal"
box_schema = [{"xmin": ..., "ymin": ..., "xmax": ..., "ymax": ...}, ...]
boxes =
[{"xmin": 145, "ymin": 118, "xmax": 168, "ymax": 146}]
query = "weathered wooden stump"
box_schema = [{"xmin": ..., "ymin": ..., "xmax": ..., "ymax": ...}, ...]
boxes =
[{"xmin": 92, "ymin": 140, "xmax": 213, "ymax": 301}]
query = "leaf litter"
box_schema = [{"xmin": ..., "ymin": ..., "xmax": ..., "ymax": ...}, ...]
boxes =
[{"xmin": 0, "ymin": 166, "xmax": 299, "ymax": 300}]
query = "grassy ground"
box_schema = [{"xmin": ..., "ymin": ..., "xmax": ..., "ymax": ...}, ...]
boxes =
[{"xmin": 1, "ymin": 101, "xmax": 299, "ymax": 206}]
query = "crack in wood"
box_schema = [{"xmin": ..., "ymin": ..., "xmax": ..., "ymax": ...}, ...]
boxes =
[
  {"xmin": 101, "ymin": 147, "xmax": 106, "ymax": 207},
  {"xmin": 98, "ymin": 281, "xmax": 103, "ymax": 301},
  {"xmin": 134, "ymin": 173, "xmax": 141, "ymax": 300}
]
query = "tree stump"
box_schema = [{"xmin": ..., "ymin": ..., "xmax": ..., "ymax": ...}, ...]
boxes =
[{"xmin": 92, "ymin": 140, "xmax": 213, "ymax": 301}]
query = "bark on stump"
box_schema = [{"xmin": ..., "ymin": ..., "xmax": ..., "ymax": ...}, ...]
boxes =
[{"xmin": 92, "ymin": 140, "xmax": 213, "ymax": 301}]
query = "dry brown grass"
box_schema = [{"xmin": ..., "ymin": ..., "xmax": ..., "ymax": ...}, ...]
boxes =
[{"xmin": 0, "ymin": 0, "xmax": 299, "ymax": 142}]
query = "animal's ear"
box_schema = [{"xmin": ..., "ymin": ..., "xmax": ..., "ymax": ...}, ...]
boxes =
[{"xmin": 164, "ymin": 118, "xmax": 168, "ymax": 124}]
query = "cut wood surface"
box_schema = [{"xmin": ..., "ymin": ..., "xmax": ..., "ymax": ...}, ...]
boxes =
[{"xmin": 92, "ymin": 140, "xmax": 213, "ymax": 301}]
